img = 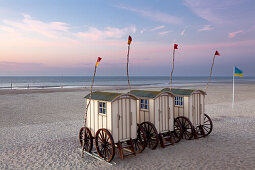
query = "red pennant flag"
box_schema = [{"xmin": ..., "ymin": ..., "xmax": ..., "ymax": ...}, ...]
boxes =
[
  {"xmin": 97, "ymin": 57, "xmax": 102, "ymax": 62},
  {"xmin": 128, "ymin": 35, "xmax": 132, "ymax": 45},
  {"xmin": 95, "ymin": 57, "xmax": 102, "ymax": 67},
  {"xmin": 174, "ymin": 44, "xmax": 178, "ymax": 49},
  {"xmin": 215, "ymin": 51, "xmax": 220, "ymax": 56}
]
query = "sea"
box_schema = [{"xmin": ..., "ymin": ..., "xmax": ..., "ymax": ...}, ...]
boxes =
[{"xmin": 0, "ymin": 76, "xmax": 254, "ymax": 89}]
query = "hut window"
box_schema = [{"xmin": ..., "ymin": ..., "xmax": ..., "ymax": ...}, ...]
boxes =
[
  {"xmin": 175, "ymin": 96, "xmax": 183, "ymax": 106},
  {"xmin": 99, "ymin": 102, "xmax": 107, "ymax": 114},
  {"xmin": 140, "ymin": 99, "xmax": 149, "ymax": 110}
]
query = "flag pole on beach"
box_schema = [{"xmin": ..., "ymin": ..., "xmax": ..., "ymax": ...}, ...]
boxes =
[
  {"xmin": 205, "ymin": 50, "xmax": 220, "ymax": 92},
  {"xmin": 232, "ymin": 65, "xmax": 235, "ymax": 108},
  {"xmin": 170, "ymin": 43, "xmax": 178, "ymax": 90},
  {"xmin": 232, "ymin": 65, "xmax": 243, "ymax": 108},
  {"xmin": 127, "ymin": 35, "xmax": 132, "ymax": 90},
  {"xmin": 81, "ymin": 57, "xmax": 102, "ymax": 157}
]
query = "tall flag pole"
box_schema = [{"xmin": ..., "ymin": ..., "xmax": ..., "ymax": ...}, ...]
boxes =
[
  {"xmin": 127, "ymin": 35, "xmax": 132, "ymax": 90},
  {"xmin": 170, "ymin": 44, "xmax": 178, "ymax": 89},
  {"xmin": 232, "ymin": 65, "xmax": 243, "ymax": 108},
  {"xmin": 232, "ymin": 65, "xmax": 235, "ymax": 108},
  {"xmin": 81, "ymin": 57, "xmax": 102, "ymax": 157},
  {"xmin": 205, "ymin": 50, "xmax": 220, "ymax": 92}
]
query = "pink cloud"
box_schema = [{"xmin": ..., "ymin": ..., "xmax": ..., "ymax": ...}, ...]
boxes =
[
  {"xmin": 117, "ymin": 5, "xmax": 183, "ymax": 25},
  {"xmin": 150, "ymin": 25, "xmax": 165, "ymax": 31},
  {"xmin": 198, "ymin": 25, "xmax": 213, "ymax": 32},
  {"xmin": 0, "ymin": 25, "xmax": 21, "ymax": 36},
  {"xmin": 77, "ymin": 26, "xmax": 136, "ymax": 40},
  {"xmin": 159, "ymin": 31, "xmax": 171, "ymax": 35},
  {"xmin": 3, "ymin": 14, "xmax": 70, "ymax": 38},
  {"xmin": 228, "ymin": 30, "xmax": 243, "ymax": 38}
]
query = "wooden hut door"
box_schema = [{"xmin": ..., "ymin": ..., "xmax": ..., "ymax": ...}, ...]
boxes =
[
  {"xmin": 159, "ymin": 95, "xmax": 170, "ymax": 133},
  {"xmin": 118, "ymin": 98, "xmax": 131, "ymax": 141}
]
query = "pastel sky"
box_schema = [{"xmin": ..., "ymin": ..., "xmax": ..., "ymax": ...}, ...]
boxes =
[{"xmin": 0, "ymin": 0, "xmax": 255, "ymax": 76}]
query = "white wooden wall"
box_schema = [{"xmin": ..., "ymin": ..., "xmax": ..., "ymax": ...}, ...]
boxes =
[
  {"xmin": 191, "ymin": 93, "xmax": 205, "ymax": 126},
  {"xmin": 86, "ymin": 99, "xmax": 112, "ymax": 137},
  {"xmin": 174, "ymin": 96, "xmax": 188, "ymax": 118},
  {"xmin": 136, "ymin": 99, "xmax": 154, "ymax": 124}
]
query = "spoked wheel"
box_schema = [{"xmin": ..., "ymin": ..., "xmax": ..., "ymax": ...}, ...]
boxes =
[
  {"xmin": 176, "ymin": 116, "xmax": 194, "ymax": 140},
  {"xmin": 203, "ymin": 114, "xmax": 213, "ymax": 136},
  {"xmin": 172, "ymin": 118, "xmax": 183, "ymax": 143},
  {"xmin": 140, "ymin": 122, "xmax": 159, "ymax": 150},
  {"xmin": 195, "ymin": 125, "xmax": 205, "ymax": 138},
  {"xmin": 134, "ymin": 124, "xmax": 147, "ymax": 153},
  {"xmin": 79, "ymin": 127, "xmax": 93, "ymax": 152},
  {"xmin": 95, "ymin": 129, "xmax": 115, "ymax": 162}
]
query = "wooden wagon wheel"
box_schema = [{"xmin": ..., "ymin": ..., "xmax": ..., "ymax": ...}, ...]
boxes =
[
  {"xmin": 176, "ymin": 116, "xmax": 194, "ymax": 140},
  {"xmin": 95, "ymin": 129, "xmax": 115, "ymax": 162},
  {"xmin": 203, "ymin": 114, "xmax": 213, "ymax": 136},
  {"xmin": 79, "ymin": 127, "xmax": 93, "ymax": 152},
  {"xmin": 134, "ymin": 124, "xmax": 147, "ymax": 153},
  {"xmin": 195, "ymin": 125, "xmax": 205, "ymax": 138},
  {"xmin": 172, "ymin": 118, "xmax": 183, "ymax": 143},
  {"xmin": 140, "ymin": 122, "xmax": 159, "ymax": 150}
]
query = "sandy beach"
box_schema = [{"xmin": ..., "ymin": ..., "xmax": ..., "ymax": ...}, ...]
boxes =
[{"xmin": 0, "ymin": 83, "xmax": 255, "ymax": 169}]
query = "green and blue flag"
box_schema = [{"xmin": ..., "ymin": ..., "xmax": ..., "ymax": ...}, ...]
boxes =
[{"xmin": 234, "ymin": 66, "xmax": 243, "ymax": 77}]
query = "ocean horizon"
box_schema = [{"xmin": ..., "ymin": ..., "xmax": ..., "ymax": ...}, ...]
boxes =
[{"xmin": 0, "ymin": 76, "xmax": 253, "ymax": 89}]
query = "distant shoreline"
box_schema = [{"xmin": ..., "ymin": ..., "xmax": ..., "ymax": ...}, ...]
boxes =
[
  {"xmin": 1, "ymin": 82, "xmax": 254, "ymax": 95},
  {"xmin": 0, "ymin": 76, "xmax": 254, "ymax": 91}
]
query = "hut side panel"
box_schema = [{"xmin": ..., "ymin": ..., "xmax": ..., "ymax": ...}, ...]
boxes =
[
  {"xmin": 130, "ymin": 98, "xmax": 137, "ymax": 139},
  {"xmin": 85, "ymin": 99, "xmax": 98, "ymax": 136},
  {"xmin": 184, "ymin": 96, "xmax": 189, "ymax": 118},
  {"xmin": 169, "ymin": 96, "xmax": 174, "ymax": 131},
  {"xmin": 161, "ymin": 95, "xmax": 167, "ymax": 132},
  {"xmin": 149, "ymin": 99, "xmax": 155, "ymax": 124},
  {"xmin": 85, "ymin": 99, "xmax": 90, "ymax": 130},
  {"xmin": 192, "ymin": 94, "xmax": 196, "ymax": 125},
  {"xmin": 136, "ymin": 100, "xmax": 140, "ymax": 123},
  {"xmin": 106, "ymin": 102, "xmax": 112, "ymax": 133},
  {"xmin": 201, "ymin": 95, "xmax": 205, "ymax": 125},
  {"xmin": 154, "ymin": 98, "xmax": 160, "ymax": 132},
  {"xmin": 191, "ymin": 93, "xmax": 205, "ymax": 126},
  {"xmin": 189, "ymin": 96, "xmax": 193, "ymax": 124},
  {"xmin": 112, "ymin": 101, "xmax": 119, "ymax": 142}
]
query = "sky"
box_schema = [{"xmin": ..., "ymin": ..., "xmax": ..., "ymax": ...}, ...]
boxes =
[{"xmin": 0, "ymin": 0, "xmax": 255, "ymax": 76}]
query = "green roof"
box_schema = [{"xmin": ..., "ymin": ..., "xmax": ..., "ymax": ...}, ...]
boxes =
[
  {"xmin": 161, "ymin": 88, "xmax": 197, "ymax": 96},
  {"xmin": 85, "ymin": 91, "xmax": 122, "ymax": 102},
  {"xmin": 129, "ymin": 90, "xmax": 162, "ymax": 99}
]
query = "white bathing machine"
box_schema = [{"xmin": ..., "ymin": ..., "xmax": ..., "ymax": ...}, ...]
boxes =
[
  {"xmin": 161, "ymin": 88, "xmax": 213, "ymax": 139},
  {"xmin": 79, "ymin": 91, "xmax": 146, "ymax": 162},
  {"xmin": 129, "ymin": 90, "xmax": 183, "ymax": 149}
]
